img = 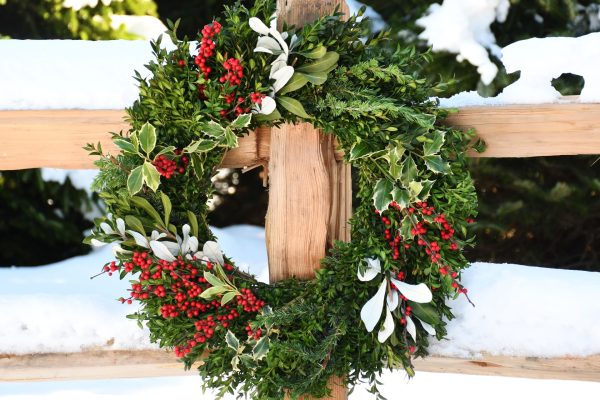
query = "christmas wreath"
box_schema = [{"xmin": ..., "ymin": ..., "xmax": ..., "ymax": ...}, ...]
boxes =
[{"xmin": 86, "ymin": 0, "xmax": 482, "ymax": 398}]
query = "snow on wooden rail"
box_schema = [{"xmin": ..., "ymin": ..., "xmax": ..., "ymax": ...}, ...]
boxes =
[{"xmin": 2, "ymin": 101, "xmax": 600, "ymax": 171}]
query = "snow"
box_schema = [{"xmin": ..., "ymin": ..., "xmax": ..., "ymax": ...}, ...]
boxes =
[
  {"xmin": 417, "ymin": 0, "xmax": 510, "ymax": 85},
  {"xmin": 345, "ymin": 0, "xmax": 386, "ymax": 32},
  {"xmin": 62, "ymin": 0, "xmax": 116, "ymax": 10},
  {"xmin": 41, "ymin": 169, "xmax": 99, "ymax": 193},
  {"xmin": 0, "ymin": 40, "xmax": 157, "ymax": 110},
  {"xmin": 110, "ymin": 15, "xmax": 168, "ymax": 40},
  {"xmin": 1, "ymin": 372, "xmax": 598, "ymax": 400},
  {"xmin": 439, "ymin": 32, "xmax": 600, "ymax": 107},
  {"xmin": 1, "ymin": 222, "xmax": 599, "ymax": 358}
]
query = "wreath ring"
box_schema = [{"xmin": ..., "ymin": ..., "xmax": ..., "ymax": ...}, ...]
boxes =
[{"xmin": 86, "ymin": 1, "xmax": 480, "ymax": 398}]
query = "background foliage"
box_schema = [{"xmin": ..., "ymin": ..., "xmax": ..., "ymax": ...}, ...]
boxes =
[{"xmin": 2, "ymin": 0, "xmax": 600, "ymax": 271}]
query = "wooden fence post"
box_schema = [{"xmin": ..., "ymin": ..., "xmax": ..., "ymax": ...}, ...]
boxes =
[{"xmin": 265, "ymin": 1, "xmax": 351, "ymax": 398}]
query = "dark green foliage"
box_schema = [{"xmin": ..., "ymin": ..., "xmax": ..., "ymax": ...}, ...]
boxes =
[{"xmin": 0, "ymin": 170, "xmax": 97, "ymax": 266}]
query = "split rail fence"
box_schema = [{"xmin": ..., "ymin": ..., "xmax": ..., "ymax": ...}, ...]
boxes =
[{"xmin": 2, "ymin": 0, "xmax": 600, "ymax": 397}]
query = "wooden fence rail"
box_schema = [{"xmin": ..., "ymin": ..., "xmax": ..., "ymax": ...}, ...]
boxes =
[{"xmin": 2, "ymin": 101, "xmax": 600, "ymax": 170}]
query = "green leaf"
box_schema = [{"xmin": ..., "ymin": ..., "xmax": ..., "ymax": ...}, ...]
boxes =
[
  {"xmin": 408, "ymin": 181, "xmax": 424, "ymax": 199},
  {"xmin": 300, "ymin": 44, "xmax": 327, "ymax": 59},
  {"xmin": 279, "ymin": 73, "xmax": 309, "ymax": 95},
  {"xmin": 127, "ymin": 165, "xmax": 144, "ymax": 195},
  {"xmin": 296, "ymin": 51, "xmax": 339, "ymax": 73},
  {"xmin": 200, "ymin": 285, "xmax": 227, "ymax": 299},
  {"xmin": 230, "ymin": 113, "xmax": 252, "ymax": 129},
  {"xmin": 400, "ymin": 215, "xmax": 413, "ymax": 239},
  {"xmin": 185, "ymin": 139, "xmax": 217, "ymax": 153},
  {"xmin": 408, "ymin": 301, "xmax": 441, "ymax": 326},
  {"xmin": 114, "ymin": 139, "xmax": 136, "ymax": 154},
  {"xmin": 125, "ymin": 215, "xmax": 145, "ymax": 235},
  {"xmin": 130, "ymin": 132, "xmax": 139, "ymax": 152},
  {"xmin": 204, "ymin": 271, "xmax": 224, "ymax": 288},
  {"xmin": 226, "ymin": 330, "xmax": 240, "ymax": 351},
  {"xmin": 204, "ymin": 121, "xmax": 226, "ymax": 138},
  {"xmin": 191, "ymin": 153, "xmax": 204, "ymax": 178},
  {"xmin": 373, "ymin": 179, "xmax": 394, "ymax": 212},
  {"xmin": 424, "ymin": 155, "xmax": 450, "ymax": 174},
  {"xmin": 255, "ymin": 108, "xmax": 282, "ymax": 122},
  {"xmin": 221, "ymin": 291, "xmax": 237, "ymax": 306},
  {"xmin": 223, "ymin": 127, "xmax": 238, "ymax": 148},
  {"xmin": 155, "ymin": 146, "xmax": 176, "ymax": 157},
  {"xmin": 139, "ymin": 122, "xmax": 157, "ymax": 155},
  {"xmin": 187, "ymin": 211, "xmax": 198, "ymax": 238},
  {"xmin": 388, "ymin": 146, "xmax": 404, "ymax": 180},
  {"xmin": 423, "ymin": 131, "xmax": 445, "ymax": 156},
  {"xmin": 299, "ymin": 71, "xmax": 327, "ymax": 85},
  {"xmin": 401, "ymin": 155, "xmax": 418, "ymax": 186},
  {"xmin": 391, "ymin": 188, "xmax": 410, "ymax": 208},
  {"xmin": 131, "ymin": 197, "xmax": 163, "ymax": 226},
  {"xmin": 142, "ymin": 161, "xmax": 161, "ymax": 192},
  {"xmin": 253, "ymin": 336, "xmax": 269, "ymax": 360},
  {"xmin": 419, "ymin": 179, "xmax": 435, "ymax": 201},
  {"xmin": 160, "ymin": 192, "xmax": 172, "ymax": 227},
  {"xmin": 277, "ymin": 96, "xmax": 311, "ymax": 119}
]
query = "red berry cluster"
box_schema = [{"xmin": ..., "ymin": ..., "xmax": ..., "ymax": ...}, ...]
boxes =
[
  {"xmin": 250, "ymin": 92, "xmax": 265, "ymax": 104},
  {"xmin": 376, "ymin": 200, "xmax": 473, "ymax": 296},
  {"xmin": 153, "ymin": 152, "xmax": 189, "ymax": 179},
  {"xmin": 219, "ymin": 58, "xmax": 243, "ymax": 86},
  {"xmin": 245, "ymin": 323, "xmax": 263, "ymax": 340},
  {"xmin": 99, "ymin": 250, "xmax": 266, "ymax": 359},
  {"xmin": 236, "ymin": 287, "xmax": 266, "ymax": 313},
  {"xmin": 195, "ymin": 21, "xmax": 221, "ymax": 79}
]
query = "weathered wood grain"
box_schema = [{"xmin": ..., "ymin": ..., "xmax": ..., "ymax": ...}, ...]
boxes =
[{"xmin": 3, "ymin": 351, "xmax": 599, "ymax": 383}]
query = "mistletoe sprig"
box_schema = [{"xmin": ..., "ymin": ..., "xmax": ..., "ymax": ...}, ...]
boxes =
[{"xmin": 86, "ymin": 1, "xmax": 481, "ymax": 399}]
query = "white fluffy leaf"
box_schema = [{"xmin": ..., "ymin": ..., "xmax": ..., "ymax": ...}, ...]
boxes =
[
  {"xmin": 150, "ymin": 230, "xmax": 167, "ymax": 241},
  {"xmin": 357, "ymin": 257, "xmax": 381, "ymax": 281},
  {"xmin": 418, "ymin": 318, "xmax": 436, "ymax": 336},
  {"xmin": 127, "ymin": 230, "xmax": 149, "ymax": 248},
  {"xmin": 249, "ymin": 17, "xmax": 270, "ymax": 35},
  {"xmin": 272, "ymin": 66, "xmax": 294, "ymax": 93},
  {"xmin": 387, "ymin": 290, "xmax": 399, "ymax": 312},
  {"xmin": 150, "ymin": 240, "xmax": 176, "ymax": 262},
  {"xmin": 269, "ymin": 27, "xmax": 289, "ymax": 55},
  {"xmin": 254, "ymin": 46, "xmax": 274, "ymax": 54},
  {"xmin": 257, "ymin": 36, "xmax": 281, "ymax": 52},
  {"xmin": 406, "ymin": 315, "xmax": 417, "ymax": 342},
  {"xmin": 203, "ymin": 241, "xmax": 224, "ymax": 266},
  {"xmin": 390, "ymin": 278, "xmax": 433, "ymax": 303},
  {"xmin": 91, "ymin": 238, "xmax": 107, "ymax": 247},
  {"xmin": 116, "ymin": 218, "xmax": 126, "ymax": 236},
  {"xmin": 258, "ymin": 96, "xmax": 276, "ymax": 115},
  {"xmin": 360, "ymin": 279, "xmax": 387, "ymax": 332},
  {"xmin": 100, "ymin": 222, "xmax": 114, "ymax": 235},
  {"xmin": 377, "ymin": 306, "xmax": 395, "ymax": 343}
]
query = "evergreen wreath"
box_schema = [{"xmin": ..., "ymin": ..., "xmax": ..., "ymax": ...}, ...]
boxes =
[{"xmin": 86, "ymin": 1, "xmax": 482, "ymax": 398}]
